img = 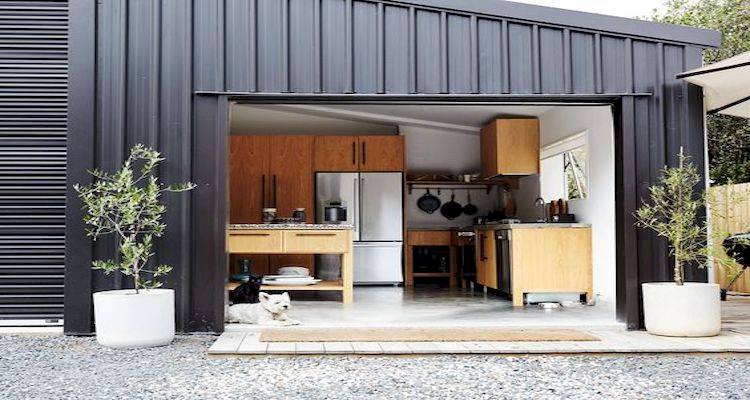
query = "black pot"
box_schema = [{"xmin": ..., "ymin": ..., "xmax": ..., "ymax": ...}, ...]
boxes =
[
  {"xmin": 417, "ymin": 189, "xmax": 441, "ymax": 214},
  {"xmin": 440, "ymin": 191, "xmax": 463, "ymax": 220}
]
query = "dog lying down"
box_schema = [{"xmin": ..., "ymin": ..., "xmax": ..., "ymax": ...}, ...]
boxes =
[{"xmin": 226, "ymin": 292, "xmax": 300, "ymax": 326}]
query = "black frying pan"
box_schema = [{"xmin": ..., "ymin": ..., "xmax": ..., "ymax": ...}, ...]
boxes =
[
  {"xmin": 463, "ymin": 190, "xmax": 478, "ymax": 216},
  {"xmin": 417, "ymin": 189, "xmax": 441, "ymax": 214},
  {"xmin": 440, "ymin": 190, "xmax": 463, "ymax": 220}
]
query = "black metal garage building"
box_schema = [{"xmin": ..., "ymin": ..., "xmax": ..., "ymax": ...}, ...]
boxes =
[{"xmin": 58, "ymin": 0, "xmax": 721, "ymax": 334}]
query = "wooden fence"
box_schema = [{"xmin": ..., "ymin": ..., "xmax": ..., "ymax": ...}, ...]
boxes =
[{"xmin": 710, "ymin": 183, "xmax": 750, "ymax": 293}]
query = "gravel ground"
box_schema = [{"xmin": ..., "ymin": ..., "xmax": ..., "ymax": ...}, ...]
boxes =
[{"xmin": 1, "ymin": 335, "xmax": 749, "ymax": 400}]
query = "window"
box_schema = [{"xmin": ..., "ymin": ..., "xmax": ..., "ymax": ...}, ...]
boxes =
[{"xmin": 540, "ymin": 131, "xmax": 588, "ymax": 201}]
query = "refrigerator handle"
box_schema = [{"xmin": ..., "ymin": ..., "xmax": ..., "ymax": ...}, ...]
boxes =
[{"xmin": 353, "ymin": 177, "xmax": 359, "ymax": 232}]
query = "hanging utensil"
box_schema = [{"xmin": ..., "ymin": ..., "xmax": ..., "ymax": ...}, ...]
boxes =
[
  {"xmin": 417, "ymin": 189, "xmax": 441, "ymax": 214},
  {"xmin": 440, "ymin": 189, "xmax": 463, "ymax": 220},
  {"xmin": 462, "ymin": 190, "xmax": 478, "ymax": 216}
]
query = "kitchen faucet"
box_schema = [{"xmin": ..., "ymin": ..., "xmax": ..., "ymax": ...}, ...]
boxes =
[{"xmin": 534, "ymin": 197, "xmax": 547, "ymax": 223}]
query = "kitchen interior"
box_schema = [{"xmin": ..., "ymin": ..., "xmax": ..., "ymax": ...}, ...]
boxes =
[{"xmin": 226, "ymin": 103, "xmax": 618, "ymax": 327}]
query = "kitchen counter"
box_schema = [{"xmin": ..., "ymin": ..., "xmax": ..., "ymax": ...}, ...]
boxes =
[
  {"xmin": 475, "ymin": 222, "xmax": 591, "ymax": 230},
  {"xmin": 226, "ymin": 225, "xmax": 354, "ymax": 303},
  {"xmin": 228, "ymin": 223, "xmax": 354, "ymax": 230}
]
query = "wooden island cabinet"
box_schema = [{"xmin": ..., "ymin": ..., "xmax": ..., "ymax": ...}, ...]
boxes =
[{"xmin": 475, "ymin": 224, "xmax": 592, "ymax": 307}]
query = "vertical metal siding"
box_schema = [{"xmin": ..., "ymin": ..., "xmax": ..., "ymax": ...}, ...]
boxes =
[
  {"xmin": 0, "ymin": 1, "xmax": 67, "ymax": 321},
  {"xmin": 383, "ymin": 5, "xmax": 408, "ymax": 93},
  {"xmin": 67, "ymin": 0, "xmax": 712, "ymax": 333}
]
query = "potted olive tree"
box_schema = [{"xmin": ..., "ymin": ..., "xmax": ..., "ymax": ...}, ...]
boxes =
[
  {"xmin": 635, "ymin": 148, "xmax": 720, "ymax": 337},
  {"xmin": 75, "ymin": 144, "xmax": 194, "ymax": 348}
]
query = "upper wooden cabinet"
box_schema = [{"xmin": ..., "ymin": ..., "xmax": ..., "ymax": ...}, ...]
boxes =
[
  {"xmin": 359, "ymin": 135, "xmax": 405, "ymax": 172},
  {"xmin": 314, "ymin": 135, "xmax": 404, "ymax": 172},
  {"xmin": 269, "ymin": 136, "xmax": 314, "ymax": 223},
  {"xmin": 481, "ymin": 118, "xmax": 539, "ymax": 178},
  {"xmin": 229, "ymin": 135, "xmax": 270, "ymax": 224},
  {"xmin": 229, "ymin": 135, "xmax": 313, "ymax": 224},
  {"xmin": 314, "ymin": 136, "xmax": 359, "ymax": 171}
]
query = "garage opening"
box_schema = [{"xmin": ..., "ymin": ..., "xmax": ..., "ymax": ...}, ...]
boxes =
[{"xmin": 225, "ymin": 102, "xmax": 619, "ymax": 329}]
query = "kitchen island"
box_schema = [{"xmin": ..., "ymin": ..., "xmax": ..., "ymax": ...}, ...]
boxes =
[
  {"xmin": 227, "ymin": 224, "xmax": 354, "ymax": 303},
  {"xmin": 475, "ymin": 223, "xmax": 592, "ymax": 307}
]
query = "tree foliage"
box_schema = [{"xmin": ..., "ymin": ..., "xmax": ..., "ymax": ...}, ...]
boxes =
[
  {"xmin": 635, "ymin": 149, "xmax": 704, "ymax": 285},
  {"xmin": 651, "ymin": 0, "xmax": 750, "ymax": 185},
  {"xmin": 74, "ymin": 144, "xmax": 195, "ymax": 292},
  {"xmin": 636, "ymin": 148, "xmax": 750, "ymax": 285}
]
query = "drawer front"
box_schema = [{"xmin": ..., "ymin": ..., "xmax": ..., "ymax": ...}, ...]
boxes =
[
  {"xmin": 227, "ymin": 230, "xmax": 283, "ymax": 253},
  {"xmin": 283, "ymin": 230, "xmax": 349, "ymax": 254},
  {"xmin": 407, "ymin": 230, "xmax": 452, "ymax": 246}
]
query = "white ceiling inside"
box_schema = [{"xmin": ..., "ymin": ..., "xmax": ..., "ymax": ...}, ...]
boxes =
[{"xmin": 231, "ymin": 103, "xmax": 586, "ymax": 135}]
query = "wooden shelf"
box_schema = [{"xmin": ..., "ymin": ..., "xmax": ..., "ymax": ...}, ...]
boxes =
[
  {"xmin": 406, "ymin": 178, "xmax": 518, "ymax": 194},
  {"xmin": 226, "ymin": 280, "xmax": 344, "ymax": 292}
]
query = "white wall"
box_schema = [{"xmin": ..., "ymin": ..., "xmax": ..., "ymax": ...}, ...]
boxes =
[
  {"xmin": 402, "ymin": 125, "xmax": 500, "ymax": 228},
  {"xmin": 535, "ymin": 106, "xmax": 616, "ymax": 302}
]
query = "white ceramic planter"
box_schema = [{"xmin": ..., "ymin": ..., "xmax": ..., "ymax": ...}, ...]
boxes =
[
  {"xmin": 93, "ymin": 288, "xmax": 175, "ymax": 348},
  {"xmin": 642, "ymin": 282, "xmax": 720, "ymax": 337}
]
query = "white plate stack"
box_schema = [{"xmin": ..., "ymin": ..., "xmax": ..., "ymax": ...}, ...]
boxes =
[{"xmin": 262, "ymin": 275, "xmax": 321, "ymax": 286}]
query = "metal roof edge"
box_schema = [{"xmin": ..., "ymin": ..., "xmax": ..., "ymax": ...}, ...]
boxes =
[{"xmin": 388, "ymin": 0, "xmax": 721, "ymax": 47}]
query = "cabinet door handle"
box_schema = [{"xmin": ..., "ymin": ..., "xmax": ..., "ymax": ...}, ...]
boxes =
[
  {"xmin": 272, "ymin": 174, "xmax": 277, "ymax": 208},
  {"xmin": 261, "ymin": 174, "xmax": 266, "ymax": 208},
  {"xmin": 480, "ymin": 234, "xmax": 488, "ymax": 261},
  {"xmin": 237, "ymin": 233, "xmax": 271, "ymax": 237},
  {"xmin": 295, "ymin": 233, "xmax": 337, "ymax": 237},
  {"xmin": 352, "ymin": 141, "xmax": 356, "ymax": 165},
  {"xmin": 361, "ymin": 141, "xmax": 366, "ymax": 165}
]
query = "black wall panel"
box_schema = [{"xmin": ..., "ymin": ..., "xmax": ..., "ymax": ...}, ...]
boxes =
[
  {"xmin": 66, "ymin": 0, "xmax": 716, "ymax": 333},
  {"xmin": 0, "ymin": 1, "xmax": 68, "ymax": 322}
]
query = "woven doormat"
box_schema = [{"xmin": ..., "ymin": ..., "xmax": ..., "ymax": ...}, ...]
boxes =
[{"xmin": 259, "ymin": 327, "xmax": 599, "ymax": 342}]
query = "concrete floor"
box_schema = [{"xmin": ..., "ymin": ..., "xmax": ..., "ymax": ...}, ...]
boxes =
[{"xmin": 226, "ymin": 286, "xmax": 619, "ymax": 331}]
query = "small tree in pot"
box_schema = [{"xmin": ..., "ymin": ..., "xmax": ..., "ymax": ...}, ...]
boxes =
[
  {"xmin": 635, "ymin": 148, "xmax": 720, "ymax": 337},
  {"xmin": 75, "ymin": 144, "xmax": 194, "ymax": 348}
]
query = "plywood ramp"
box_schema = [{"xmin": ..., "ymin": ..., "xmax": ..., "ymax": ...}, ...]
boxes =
[{"xmin": 259, "ymin": 327, "xmax": 599, "ymax": 342}]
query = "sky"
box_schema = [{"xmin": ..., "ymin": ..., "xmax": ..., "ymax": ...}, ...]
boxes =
[{"xmin": 508, "ymin": 0, "xmax": 668, "ymax": 19}]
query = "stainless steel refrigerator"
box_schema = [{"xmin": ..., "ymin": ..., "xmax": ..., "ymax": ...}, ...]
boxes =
[{"xmin": 316, "ymin": 172, "xmax": 403, "ymax": 284}]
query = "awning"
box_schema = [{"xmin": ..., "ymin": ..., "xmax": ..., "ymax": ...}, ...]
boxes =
[{"xmin": 677, "ymin": 51, "xmax": 750, "ymax": 118}]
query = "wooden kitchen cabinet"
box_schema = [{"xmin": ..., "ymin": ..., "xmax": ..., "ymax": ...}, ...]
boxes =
[
  {"xmin": 314, "ymin": 136, "xmax": 359, "ymax": 171},
  {"xmin": 269, "ymin": 136, "xmax": 314, "ymax": 223},
  {"xmin": 229, "ymin": 135, "xmax": 270, "ymax": 223},
  {"xmin": 313, "ymin": 135, "xmax": 404, "ymax": 172},
  {"xmin": 229, "ymin": 135, "xmax": 314, "ymax": 223},
  {"xmin": 481, "ymin": 118, "xmax": 539, "ymax": 178},
  {"xmin": 510, "ymin": 227, "xmax": 592, "ymax": 307},
  {"xmin": 229, "ymin": 135, "xmax": 315, "ymax": 273},
  {"xmin": 472, "ymin": 226, "xmax": 592, "ymax": 306},
  {"xmin": 474, "ymin": 229, "xmax": 498, "ymax": 289},
  {"xmin": 359, "ymin": 135, "xmax": 404, "ymax": 172}
]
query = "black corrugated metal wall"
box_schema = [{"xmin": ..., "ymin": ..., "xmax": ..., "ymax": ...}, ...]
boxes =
[
  {"xmin": 0, "ymin": 1, "xmax": 67, "ymax": 323},
  {"xmin": 66, "ymin": 0, "xmax": 716, "ymax": 333}
]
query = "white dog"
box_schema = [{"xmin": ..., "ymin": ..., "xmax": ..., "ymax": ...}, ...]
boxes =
[{"xmin": 225, "ymin": 292, "xmax": 300, "ymax": 326}]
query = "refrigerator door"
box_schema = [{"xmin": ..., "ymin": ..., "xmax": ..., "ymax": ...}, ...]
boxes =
[
  {"xmin": 354, "ymin": 242, "xmax": 403, "ymax": 284},
  {"xmin": 359, "ymin": 172, "xmax": 403, "ymax": 241},
  {"xmin": 316, "ymin": 172, "xmax": 360, "ymax": 241}
]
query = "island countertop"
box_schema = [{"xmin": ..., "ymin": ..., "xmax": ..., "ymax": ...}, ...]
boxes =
[
  {"xmin": 228, "ymin": 223, "xmax": 354, "ymax": 230},
  {"xmin": 474, "ymin": 222, "xmax": 591, "ymax": 230}
]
